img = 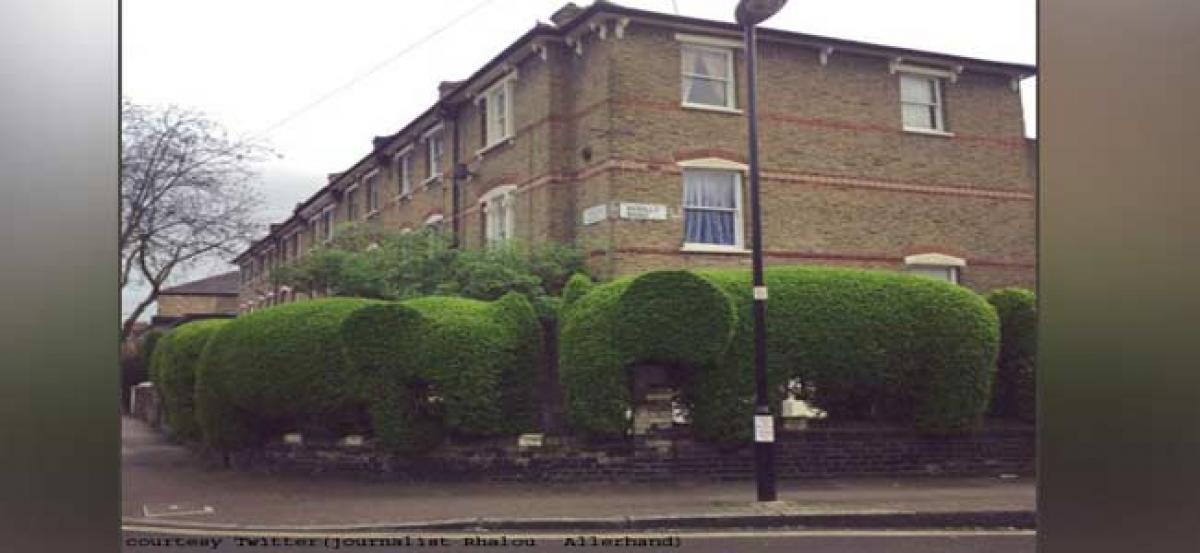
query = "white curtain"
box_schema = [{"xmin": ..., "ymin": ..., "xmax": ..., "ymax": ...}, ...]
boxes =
[
  {"xmin": 683, "ymin": 170, "xmax": 737, "ymax": 245},
  {"xmin": 900, "ymin": 74, "xmax": 938, "ymax": 128},
  {"xmin": 682, "ymin": 47, "xmax": 728, "ymax": 106}
]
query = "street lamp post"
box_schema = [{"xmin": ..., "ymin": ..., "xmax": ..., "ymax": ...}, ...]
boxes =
[{"xmin": 736, "ymin": 0, "xmax": 787, "ymax": 503}]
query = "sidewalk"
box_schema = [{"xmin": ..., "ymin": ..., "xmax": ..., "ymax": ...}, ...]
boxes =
[{"xmin": 122, "ymin": 416, "xmax": 1035, "ymax": 531}]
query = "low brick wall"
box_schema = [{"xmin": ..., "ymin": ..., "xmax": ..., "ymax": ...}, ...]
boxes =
[
  {"xmin": 130, "ymin": 383, "xmax": 163, "ymax": 428},
  {"xmin": 222, "ymin": 422, "xmax": 1034, "ymax": 483}
]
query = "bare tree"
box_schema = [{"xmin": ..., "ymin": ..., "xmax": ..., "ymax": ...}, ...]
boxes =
[{"xmin": 120, "ymin": 100, "xmax": 269, "ymax": 339}]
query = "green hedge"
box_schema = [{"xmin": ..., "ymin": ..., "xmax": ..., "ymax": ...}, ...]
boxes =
[
  {"xmin": 558, "ymin": 276, "xmax": 635, "ymax": 438},
  {"xmin": 340, "ymin": 292, "xmax": 542, "ymax": 455},
  {"xmin": 985, "ymin": 288, "xmax": 1037, "ymax": 422},
  {"xmin": 121, "ymin": 329, "xmax": 162, "ymax": 411},
  {"xmin": 561, "ymin": 273, "xmax": 595, "ymax": 309},
  {"xmin": 559, "ymin": 266, "xmax": 1000, "ymax": 443},
  {"xmin": 149, "ymin": 319, "xmax": 229, "ymax": 442},
  {"xmin": 194, "ymin": 298, "xmax": 382, "ymax": 450}
]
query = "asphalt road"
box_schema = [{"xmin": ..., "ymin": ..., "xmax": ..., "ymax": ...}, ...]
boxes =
[{"xmin": 122, "ymin": 528, "xmax": 1035, "ymax": 552}]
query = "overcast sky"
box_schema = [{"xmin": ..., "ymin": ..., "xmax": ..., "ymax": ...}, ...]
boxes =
[{"xmin": 121, "ymin": 0, "xmax": 1035, "ymax": 320}]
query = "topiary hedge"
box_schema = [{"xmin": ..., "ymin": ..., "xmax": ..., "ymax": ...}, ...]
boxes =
[
  {"xmin": 559, "ymin": 266, "xmax": 1000, "ymax": 444},
  {"xmin": 121, "ymin": 329, "xmax": 162, "ymax": 412},
  {"xmin": 985, "ymin": 288, "xmax": 1037, "ymax": 422},
  {"xmin": 339, "ymin": 292, "xmax": 542, "ymax": 455},
  {"xmin": 561, "ymin": 273, "xmax": 595, "ymax": 310},
  {"xmin": 194, "ymin": 298, "xmax": 382, "ymax": 450},
  {"xmin": 558, "ymin": 276, "xmax": 635, "ymax": 438},
  {"xmin": 149, "ymin": 318, "xmax": 229, "ymax": 442}
]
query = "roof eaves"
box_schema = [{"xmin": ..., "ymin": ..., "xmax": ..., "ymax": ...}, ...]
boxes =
[
  {"xmin": 582, "ymin": 2, "xmax": 1035, "ymax": 76},
  {"xmin": 236, "ymin": 23, "xmax": 565, "ymax": 265}
]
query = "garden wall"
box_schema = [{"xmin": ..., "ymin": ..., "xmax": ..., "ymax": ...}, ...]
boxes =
[
  {"xmin": 130, "ymin": 383, "xmax": 162, "ymax": 428},
  {"xmin": 220, "ymin": 422, "xmax": 1034, "ymax": 483}
]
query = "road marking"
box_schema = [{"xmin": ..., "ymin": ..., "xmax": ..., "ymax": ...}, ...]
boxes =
[{"xmin": 122, "ymin": 526, "xmax": 1035, "ymax": 539}]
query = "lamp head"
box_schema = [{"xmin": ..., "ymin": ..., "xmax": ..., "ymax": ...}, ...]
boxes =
[{"xmin": 735, "ymin": 0, "xmax": 788, "ymax": 26}]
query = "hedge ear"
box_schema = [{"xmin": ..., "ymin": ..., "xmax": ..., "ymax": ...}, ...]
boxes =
[
  {"xmin": 615, "ymin": 270, "xmax": 737, "ymax": 367},
  {"xmin": 561, "ymin": 273, "xmax": 595, "ymax": 308},
  {"xmin": 491, "ymin": 291, "xmax": 539, "ymax": 332}
]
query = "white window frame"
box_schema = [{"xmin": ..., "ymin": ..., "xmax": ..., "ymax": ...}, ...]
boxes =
[
  {"xmin": 678, "ymin": 159, "xmax": 747, "ymax": 253},
  {"xmin": 320, "ymin": 206, "xmax": 335, "ymax": 243},
  {"xmin": 424, "ymin": 213, "xmax": 445, "ymax": 228},
  {"xmin": 898, "ymin": 69, "xmax": 951, "ymax": 135},
  {"xmin": 478, "ymin": 75, "xmax": 516, "ymax": 154},
  {"xmin": 422, "ymin": 124, "xmax": 445, "ymax": 186},
  {"xmin": 394, "ymin": 146, "xmax": 413, "ymax": 198},
  {"xmin": 344, "ymin": 183, "xmax": 361, "ymax": 220},
  {"xmin": 362, "ymin": 169, "xmax": 381, "ymax": 216},
  {"xmin": 904, "ymin": 253, "xmax": 966, "ymax": 284},
  {"xmin": 680, "ymin": 43, "xmax": 738, "ymax": 113},
  {"xmin": 480, "ymin": 185, "xmax": 517, "ymax": 245},
  {"xmin": 284, "ymin": 232, "xmax": 298, "ymax": 262}
]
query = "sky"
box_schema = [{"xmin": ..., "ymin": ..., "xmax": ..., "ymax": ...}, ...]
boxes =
[{"xmin": 120, "ymin": 0, "xmax": 1036, "ymax": 321}]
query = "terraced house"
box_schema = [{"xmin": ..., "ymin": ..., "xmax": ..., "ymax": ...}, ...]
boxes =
[{"xmin": 235, "ymin": 1, "xmax": 1036, "ymax": 312}]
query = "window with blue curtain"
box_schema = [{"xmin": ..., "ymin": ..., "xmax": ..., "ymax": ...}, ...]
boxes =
[{"xmin": 682, "ymin": 169, "xmax": 741, "ymax": 246}]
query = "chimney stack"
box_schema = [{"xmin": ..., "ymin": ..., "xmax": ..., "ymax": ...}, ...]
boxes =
[
  {"xmin": 550, "ymin": 2, "xmax": 583, "ymax": 27},
  {"xmin": 438, "ymin": 80, "xmax": 464, "ymax": 99}
]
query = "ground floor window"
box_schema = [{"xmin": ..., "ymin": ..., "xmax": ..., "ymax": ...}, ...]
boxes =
[
  {"xmin": 481, "ymin": 186, "xmax": 517, "ymax": 245},
  {"xmin": 682, "ymin": 169, "xmax": 742, "ymax": 247}
]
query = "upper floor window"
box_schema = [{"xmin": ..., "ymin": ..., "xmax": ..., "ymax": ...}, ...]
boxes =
[
  {"xmin": 681, "ymin": 168, "xmax": 743, "ymax": 250},
  {"xmin": 321, "ymin": 208, "xmax": 335, "ymax": 242},
  {"xmin": 480, "ymin": 186, "xmax": 517, "ymax": 245},
  {"xmin": 363, "ymin": 171, "xmax": 380, "ymax": 214},
  {"xmin": 346, "ymin": 186, "xmax": 360, "ymax": 220},
  {"xmin": 681, "ymin": 44, "xmax": 735, "ymax": 110},
  {"xmin": 424, "ymin": 127, "xmax": 444, "ymax": 183},
  {"xmin": 396, "ymin": 149, "xmax": 413, "ymax": 197},
  {"xmin": 900, "ymin": 73, "xmax": 946, "ymax": 132},
  {"xmin": 424, "ymin": 213, "xmax": 445, "ymax": 230},
  {"xmin": 481, "ymin": 77, "xmax": 515, "ymax": 149}
]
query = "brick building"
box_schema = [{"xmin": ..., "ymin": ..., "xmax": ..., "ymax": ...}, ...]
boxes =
[
  {"xmin": 151, "ymin": 270, "xmax": 239, "ymax": 328},
  {"xmin": 235, "ymin": 1, "xmax": 1036, "ymax": 312}
]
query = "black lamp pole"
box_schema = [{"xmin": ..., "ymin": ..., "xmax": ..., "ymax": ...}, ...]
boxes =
[{"xmin": 736, "ymin": 0, "xmax": 786, "ymax": 503}]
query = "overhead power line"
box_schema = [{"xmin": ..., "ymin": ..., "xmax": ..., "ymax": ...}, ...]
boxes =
[{"xmin": 249, "ymin": 0, "xmax": 499, "ymax": 139}]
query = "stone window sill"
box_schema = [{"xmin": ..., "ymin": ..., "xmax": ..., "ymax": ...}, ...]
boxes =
[
  {"xmin": 680, "ymin": 243, "xmax": 751, "ymax": 255},
  {"xmin": 902, "ymin": 127, "xmax": 956, "ymax": 138},
  {"xmin": 476, "ymin": 137, "xmax": 514, "ymax": 158},
  {"xmin": 681, "ymin": 102, "xmax": 744, "ymax": 115}
]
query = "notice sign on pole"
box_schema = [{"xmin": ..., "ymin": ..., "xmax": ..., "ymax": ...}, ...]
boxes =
[
  {"xmin": 754, "ymin": 415, "xmax": 775, "ymax": 443},
  {"xmin": 619, "ymin": 202, "xmax": 668, "ymax": 221}
]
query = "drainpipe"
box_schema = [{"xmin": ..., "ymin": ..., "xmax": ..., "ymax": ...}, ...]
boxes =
[{"xmin": 445, "ymin": 103, "xmax": 464, "ymax": 248}]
